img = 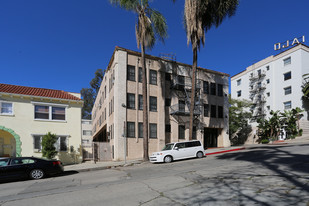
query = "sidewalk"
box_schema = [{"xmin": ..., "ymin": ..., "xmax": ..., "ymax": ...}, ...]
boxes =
[{"xmin": 64, "ymin": 146, "xmax": 245, "ymax": 172}]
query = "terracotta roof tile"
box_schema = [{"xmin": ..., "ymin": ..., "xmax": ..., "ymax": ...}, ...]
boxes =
[{"xmin": 0, "ymin": 83, "xmax": 81, "ymax": 101}]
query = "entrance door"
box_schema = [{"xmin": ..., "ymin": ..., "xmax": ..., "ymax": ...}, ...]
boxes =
[{"xmin": 204, "ymin": 128, "xmax": 218, "ymax": 148}]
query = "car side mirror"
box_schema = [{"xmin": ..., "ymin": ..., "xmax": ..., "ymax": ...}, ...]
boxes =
[{"xmin": 174, "ymin": 147, "xmax": 179, "ymax": 150}]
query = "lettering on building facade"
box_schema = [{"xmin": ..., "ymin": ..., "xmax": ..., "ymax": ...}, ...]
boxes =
[{"xmin": 274, "ymin": 36, "xmax": 305, "ymax": 51}]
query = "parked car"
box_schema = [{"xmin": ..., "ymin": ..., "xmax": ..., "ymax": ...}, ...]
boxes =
[
  {"xmin": 149, "ymin": 140, "xmax": 205, "ymax": 163},
  {"xmin": 0, "ymin": 157, "xmax": 64, "ymax": 181}
]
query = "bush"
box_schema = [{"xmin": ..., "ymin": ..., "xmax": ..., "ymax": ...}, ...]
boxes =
[
  {"xmin": 298, "ymin": 129, "xmax": 303, "ymax": 136},
  {"xmin": 261, "ymin": 139, "xmax": 269, "ymax": 144},
  {"xmin": 42, "ymin": 132, "xmax": 58, "ymax": 159}
]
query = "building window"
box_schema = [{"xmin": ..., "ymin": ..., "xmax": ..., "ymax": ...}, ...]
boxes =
[
  {"xmin": 237, "ymin": 79, "xmax": 241, "ymax": 86},
  {"xmin": 267, "ymin": 92, "xmax": 270, "ymax": 97},
  {"xmin": 127, "ymin": 122, "xmax": 135, "ymax": 138},
  {"xmin": 149, "ymin": 123, "xmax": 157, "ymax": 138},
  {"xmin": 34, "ymin": 105, "xmax": 66, "ymax": 121},
  {"xmin": 218, "ymin": 106, "xmax": 223, "ymax": 118},
  {"xmin": 179, "ymin": 100, "xmax": 185, "ymax": 112},
  {"xmin": 203, "ymin": 81, "xmax": 209, "ymax": 94},
  {"xmin": 138, "ymin": 67, "xmax": 142, "ymax": 83},
  {"xmin": 211, "ymin": 105, "xmax": 216, "ymax": 118},
  {"xmin": 149, "ymin": 96, "xmax": 157, "ymax": 112},
  {"xmin": 283, "ymin": 57, "xmax": 291, "ymax": 66},
  {"xmin": 165, "ymin": 73, "xmax": 171, "ymax": 81},
  {"xmin": 0, "ymin": 102, "xmax": 13, "ymax": 115},
  {"xmin": 127, "ymin": 65, "xmax": 135, "ymax": 81},
  {"xmin": 284, "ymin": 86, "xmax": 292, "ymax": 95},
  {"xmin": 83, "ymin": 130, "xmax": 92, "ymax": 136},
  {"xmin": 210, "ymin": 83, "xmax": 216, "ymax": 95},
  {"xmin": 179, "ymin": 125, "xmax": 185, "ymax": 139},
  {"xmin": 138, "ymin": 123, "xmax": 143, "ymax": 138},
  {"xmin": 284, "ymin": 72, "xmax": 291, "ymax": 81},
  {"xmin": 149, "ymin": 70, "xmax": 157, "ymax": 85},
  {"xmin": 33, "ymin": 135, "xmax": 67, "ymax": 152},
  {"xmin": 138, "ymin": 95, "xmax": 143, "ymax": 110},
  {"xmin": 165, "ymin": 98, "xmax": 171, "ymax": 107},
  {"xmin": 237, "ymin": 90, "xmax": 241, "ymax": 97},
  {"xmin": 266, "ymin": 66, "xmax": 270, "ymax": 71},
  {"xmin": 204, "ymin": 104, "xmax": 209, "ymax": 117},
  {"xmin": 165, "ymin": 124, "xmax": 171, "ymax": 133},
  {"xmin": 217, "ymin": 84, "xmax": 223, "ymax": 97},
  {"xmin": 267, "ymin": 106, "xmax": 270, "ymax": 110},
  {"xmin": 284, "ymin": 101, "xmax": 292, "ymax": 110},
  {"xmin": 127, "ymin": 93, "xmax": 135, "ymax": 109},
  {"xmin": 192, "ymin": 126, "xmax": 197, "ymax": 140},
  {"xmin": 266, "ymin": 79, "xmax": 270, "ymax": 84}
]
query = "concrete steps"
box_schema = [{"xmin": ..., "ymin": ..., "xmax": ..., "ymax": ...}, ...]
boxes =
[{"xmin": 299, "ymin": 120, "xmax": 309, "ymax": 136}]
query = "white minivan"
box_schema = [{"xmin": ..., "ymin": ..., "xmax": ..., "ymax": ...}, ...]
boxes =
[{"xmin": 149, "ymin": 140, "xmax": 205, "ymax": 163}]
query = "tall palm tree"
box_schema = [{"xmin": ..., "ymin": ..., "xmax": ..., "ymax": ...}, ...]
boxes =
[
  {"xmin": 110, "ymin": 0, "xmax": 168, "ymax": 161},
  {"xmin": 184, "ymin": 0, "xmax": 239, "ymax": 139}
]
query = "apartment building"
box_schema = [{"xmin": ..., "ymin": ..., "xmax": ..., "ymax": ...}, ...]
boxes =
[
  {"xmin": 92, "ymin": 47, "xmax": 230, "ymax": 161},
  {"xmin": 81, "ymin": 119, "xmax": 93, "ymax": 160},
  {"xmin": 231, "ymin": 43, "xmax": 309, "ymax": 141},
  {"xmin": 0, "ymin": 83, "xmax": 83, "ymax": 164}
]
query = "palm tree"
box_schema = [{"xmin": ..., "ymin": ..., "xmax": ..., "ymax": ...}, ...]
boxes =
[
  {"xmin": 110, "ymin": 0, "xmax": 168, "ymax": 161},
  {"xmin": 184, "ymin": 0, "xmax": 239, "ymax": 139}
]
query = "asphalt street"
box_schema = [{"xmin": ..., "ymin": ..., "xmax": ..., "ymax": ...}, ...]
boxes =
[{"xmin": 0, "ymin": 143, "xmax": 308, "ymax": 206}]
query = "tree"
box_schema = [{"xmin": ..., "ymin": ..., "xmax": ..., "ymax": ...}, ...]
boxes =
[
  {"xmin": 42, "ymin": 132, "xmax": 58, "ymax": 159},
  {"xmin": 184, "ymin": 0, "xmax": 239, "ymax": 139},
  {"xmin": 229, "ymin": 96, "xmax": 252, "ymax": 145},
  {"xmin": 81, "ymin": 69, "xmax": 104, "ymax": 119},
  {"xmin": 110, "ymin": 0, "xmax": 168, "ymax": 161}
]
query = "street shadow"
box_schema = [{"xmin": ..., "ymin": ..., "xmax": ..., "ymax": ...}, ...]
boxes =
[
  {"xmin": 216, "ymin": 144, "xmax": 309, "ymax": 191},
  {"xmin": 165, "ymin": 144, "xmax": 309, "ymax": 205}
]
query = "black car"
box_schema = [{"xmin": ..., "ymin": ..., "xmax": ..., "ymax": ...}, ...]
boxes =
[{"xmin": 0, "ymin": 157, "xmax": 64, "ymax": 181}]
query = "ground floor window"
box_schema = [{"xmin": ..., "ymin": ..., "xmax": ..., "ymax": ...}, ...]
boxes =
[{"xmin": 33, "ymin": 135, "xmax": 68, "ymax": 152}]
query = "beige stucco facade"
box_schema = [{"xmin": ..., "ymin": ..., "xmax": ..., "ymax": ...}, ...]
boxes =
[
  {"xmin": 92, "ymin": 47, "xmax": 230, "ymax": 161},
  {"xmin": 0, "ymin": 91, "xmax": 83, "ymax": 164}
]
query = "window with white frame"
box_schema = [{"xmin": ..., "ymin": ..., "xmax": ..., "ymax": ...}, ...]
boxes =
[
  {"xmin": 237, "ymin": 79, "xmax": 241, "ymax": 86},
  {"xmin": 283, "ymin": 57, "xmax": 291, "ymax": 66},
  {"xmin": 33, "ymin": 135, "xmax": 68, "ymax": 152},
  {"xmin": 0, "ymin": 102, "xmax": 13, "ymax": 115},
  {"xmin": 284, "ymin": 86, "xmax": 292, "ymax": 95},
  {"xmin": 34, "ymin": 104, "xmax": 66, "ymax": 121},
  {"xmin": 284, "ymin": 101, "xmax": 292, "ymax": 110},
  {"xmin": 83, "ymin": 130, "xmax": 92, "ymax": 136}
]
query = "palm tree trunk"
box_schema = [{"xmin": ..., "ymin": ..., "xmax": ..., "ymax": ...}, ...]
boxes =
[
  {"xmin": 189, "ymin": 46, "xmax": 197, "ymax": 140},
  {"xmin": 141, "ymin": 42, "xmax": 149, "ymax": 161}
]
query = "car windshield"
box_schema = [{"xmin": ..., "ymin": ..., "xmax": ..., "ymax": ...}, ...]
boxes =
[{"xmin": 162, "ymin": 143, "xmax": 174, "ymax": 151}]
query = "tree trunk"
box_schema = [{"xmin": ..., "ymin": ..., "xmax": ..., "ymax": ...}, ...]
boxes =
[
  {"xmin": 189, "ymin": 46, "xmax": 198, "ymax": 140},
  {"xmin": 141, "ymin": 43, "xmax": 149, "ymax": 161}
]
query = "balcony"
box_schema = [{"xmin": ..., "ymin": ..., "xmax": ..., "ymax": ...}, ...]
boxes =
[
  {"xmin": 249, "ymin": 70, "xmax": 266, "ymax": 81},
  {"xmin": 302, "ymin": 74, "xmax": 309, "ymax": 98},
  {"xmin": 170, "ymin": 104, "xmax": 202, "ymax": 116}
]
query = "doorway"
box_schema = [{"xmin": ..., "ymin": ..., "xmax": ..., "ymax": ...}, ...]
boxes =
[{"xmin": 204, "ymin": 128, "xmax": 218, "ymax": 149}]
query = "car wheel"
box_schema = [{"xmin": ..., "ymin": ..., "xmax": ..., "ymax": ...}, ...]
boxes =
[
  {"xmin": 164, "ymin": 156, "xmax": 173, "ymax": 163},
  {"xmin": 29, "ymin": 169, "xmax": 44, "ymax": 180},
  {"xmin": 197, "ymin": 151, "xmax": 204, "ymax": 158}
]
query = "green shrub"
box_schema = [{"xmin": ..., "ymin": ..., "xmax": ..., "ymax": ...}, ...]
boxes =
[
  {"xmin": 42, "ymin": 132, "xmax": 58, "ymax": 159},
  {"xmin": 261, "ymin": 139, "xmax": 269, "ymax": 144},
  {"xmin": 298, "ymin": 129, "xmax": 303, "ymax": 136}
]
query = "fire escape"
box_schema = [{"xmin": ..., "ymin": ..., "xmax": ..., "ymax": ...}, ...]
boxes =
[
  {"xmin": 249, "ymin": 70, "xmax": 266, "ymax": 121},
  {"xmin": 302, "ymin": 73, "xmax": 309, "ymax": 98},
  {"xmin": 169, "ymin": 72, "xmax": 202, "ymax": 125}
]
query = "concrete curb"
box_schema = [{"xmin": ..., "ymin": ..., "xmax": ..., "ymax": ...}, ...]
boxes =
[{"xmin": 206, "ymin": 147, "xmax": 246, "ymax": 155}]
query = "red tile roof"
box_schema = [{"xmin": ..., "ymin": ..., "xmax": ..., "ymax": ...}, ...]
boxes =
[{"xmin": 0, "ymin": 83, "xmax": 81, "ymax": 101}]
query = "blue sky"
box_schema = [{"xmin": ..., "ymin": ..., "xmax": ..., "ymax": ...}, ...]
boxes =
[{"xmin": 0, "ymin": 0, "xmax": 308, "ymax": 93}]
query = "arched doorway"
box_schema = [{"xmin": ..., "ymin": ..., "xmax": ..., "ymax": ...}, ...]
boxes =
[{"xmin": 0, "ymin": 126, "xmax": 21, "ymax": 157}]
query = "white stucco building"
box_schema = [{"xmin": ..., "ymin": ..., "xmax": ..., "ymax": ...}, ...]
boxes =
[{"xmin": 231, "ymin": 43, "xmax": 309, "ymax": 141}]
